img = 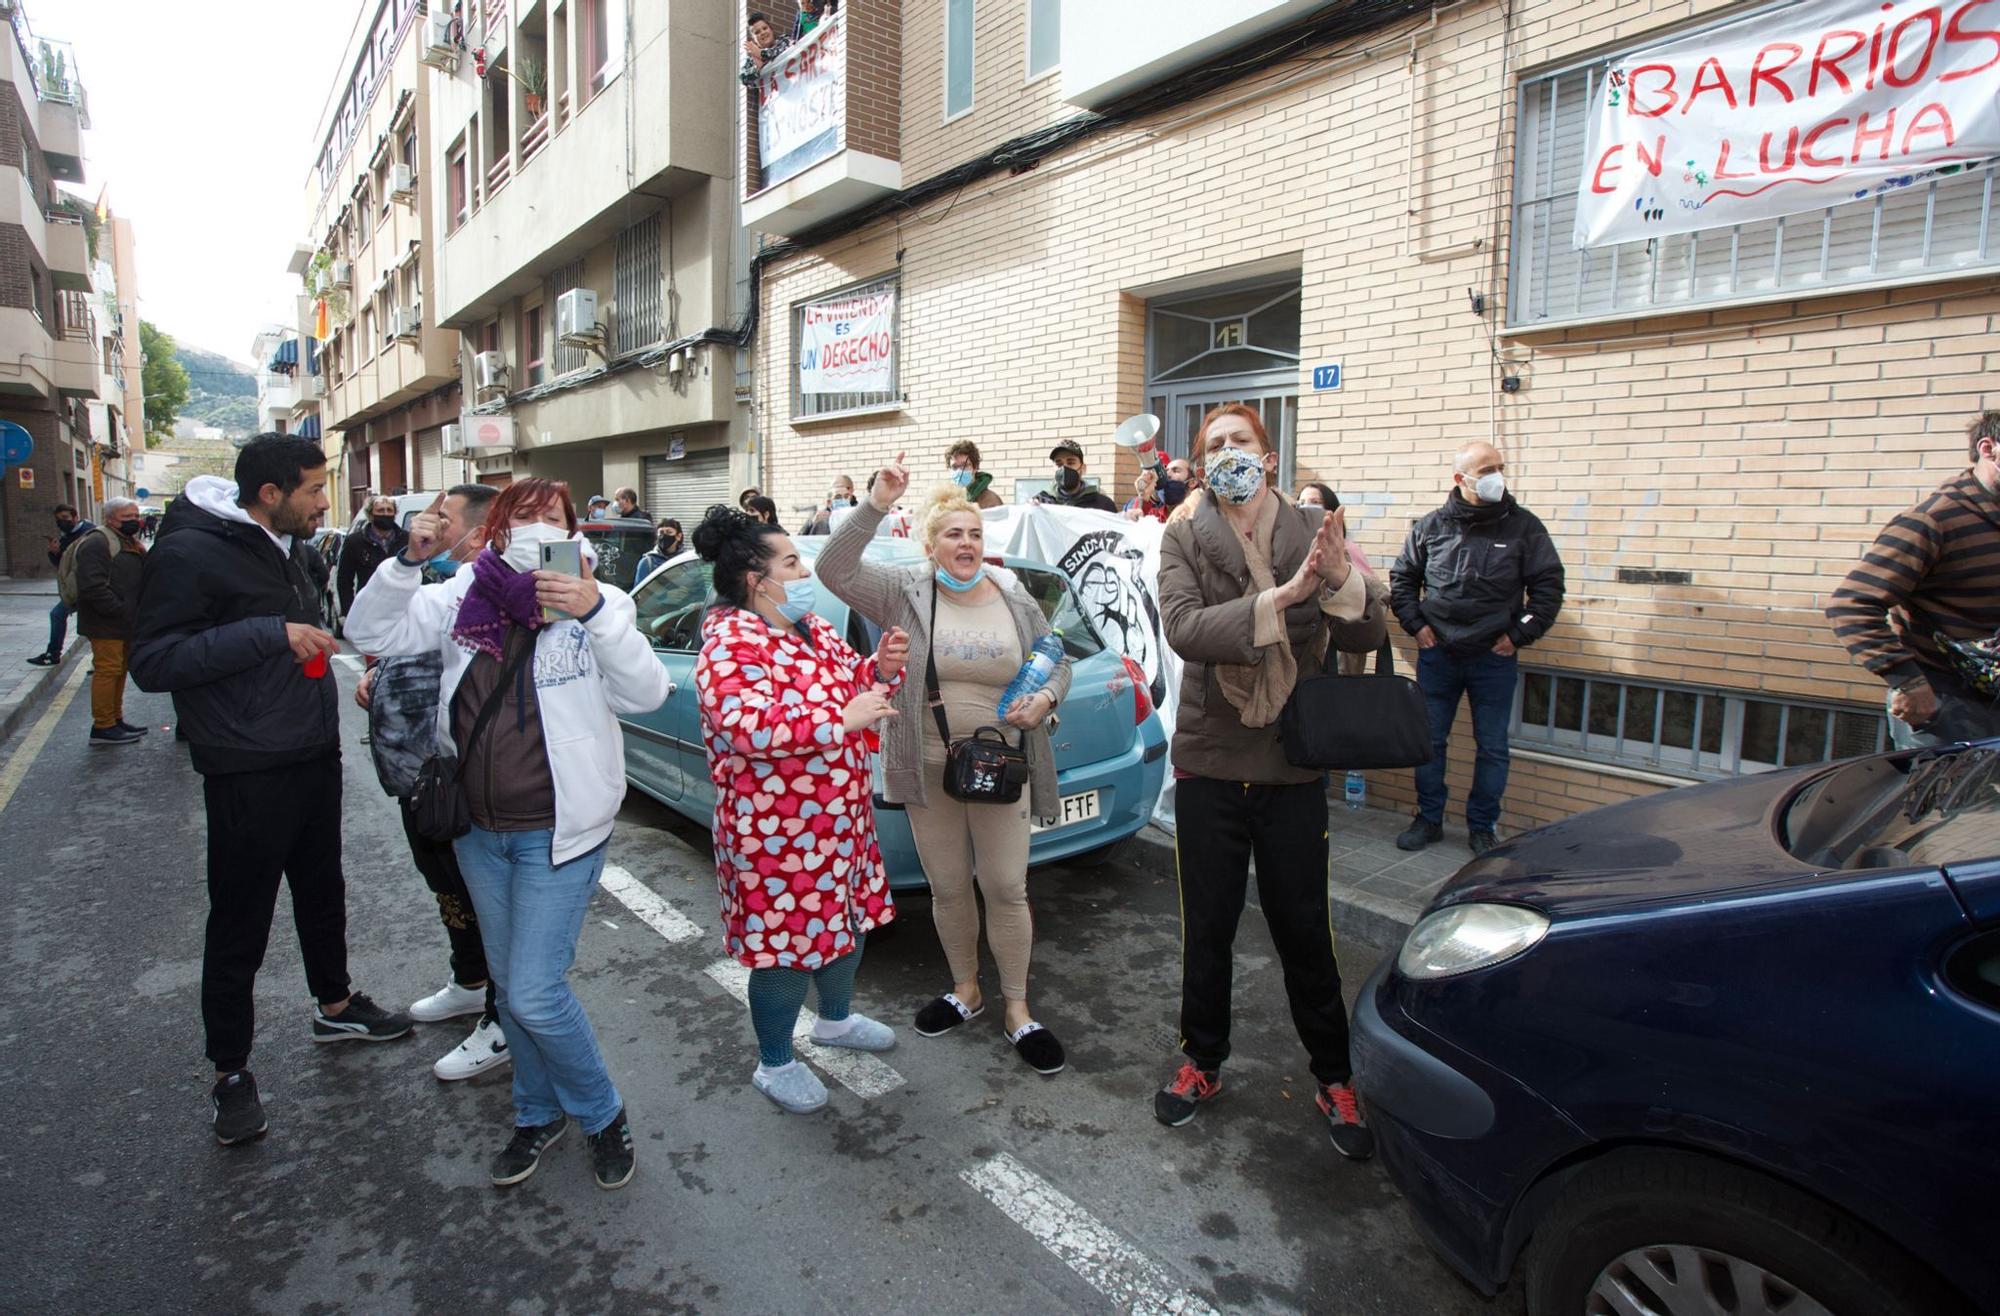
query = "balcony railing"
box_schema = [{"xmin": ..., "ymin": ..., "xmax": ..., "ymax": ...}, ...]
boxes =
[
  {"xmin": 483, "ymin": 0, "xmax": 506, "ymax": 37},
  {"xmin": 486, "ymin": 153, "xmax": 512, "ymax": 195},
  {"xmin": 557, "ymin": 90, "xmax": 571, "ymax": 130},
  {"xmin": 520, "ymin": 111, "xmax": 550, "ymax": 163}
]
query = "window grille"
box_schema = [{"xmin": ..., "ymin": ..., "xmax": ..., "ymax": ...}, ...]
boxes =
[
  {"xmin": 1512, "ymin": 668, "xmax": 1889, "ymax": 778},
  {"xmin": 614, "ymin": 213, "xmax": 662, "ymax": 356},
  {"xmin": 792, "ymin": 274, "xmax": 900, "ymax": 421},
  {"xmin": 1510, "ymin": 46, "xmax": 2000, "ymax": 328},
  {"xmin": 548, "ymin": 258, "xmax": 587, "ymax": 376}
]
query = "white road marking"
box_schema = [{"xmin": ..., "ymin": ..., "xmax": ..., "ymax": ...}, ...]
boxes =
[
  {"xmin": 332, "ymin": 653, "xmax": 364, "ymax": 673},
  {"xmin": 962, "ymin": 1153, "xmax": 1221, "ymax": 1316},
  {"xmin": 0, "ymin": 661, "xmax": 89, "ymax": 815},
  {"xmin": 598, "ymin": 864, "xmax": 703, "ymax": 944},
  {"xmin": 702, "ymin": 958, "xmax": 906, "ymax": 1099}
]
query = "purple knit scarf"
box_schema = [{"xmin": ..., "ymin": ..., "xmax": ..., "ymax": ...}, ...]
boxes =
[{"xmin": 452, "ymin": 547, "xmax": 543, "ymax": 660}]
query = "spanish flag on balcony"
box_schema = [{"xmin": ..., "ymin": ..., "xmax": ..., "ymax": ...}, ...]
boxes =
[{"xmin": 313, "ymin": 297, "xmax": 330, "ymax": 343}]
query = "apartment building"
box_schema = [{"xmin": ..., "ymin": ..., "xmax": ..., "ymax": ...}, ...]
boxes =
[
  {"xmin": 299, "ymin": 0, "xmax": 463, "ymax": 524},
  {"xmin": 0, "ymin": 0, "xmax": 98, "ymax": 575},
  {"xmin": 424, "ymin": 0, "xmax": 745, "ymax": 522},
  {"xmin": 746, "ymin": 0, "xmax": 2000, "ymax": 833},
  {"xmin": 94, "ymin": 205, "xmax": 143, "ymax": 503}
]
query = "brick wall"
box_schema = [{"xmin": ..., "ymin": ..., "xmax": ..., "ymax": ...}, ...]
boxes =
[{"xmin": 752, "ymin": 0, "xmax": 2000, "ymax": 836}]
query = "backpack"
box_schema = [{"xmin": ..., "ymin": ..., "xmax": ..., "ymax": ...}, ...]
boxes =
[{"xmin": 56, "ymin": 526, "xmax": 119, "ymax": 609}]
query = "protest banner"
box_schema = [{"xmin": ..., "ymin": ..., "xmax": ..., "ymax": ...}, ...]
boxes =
[
  {"xmin": 758, "ymin": 16, "xmax": 845, "ymax": 187},
  {"xmin": 1575, "ymin": 0, "xmax": 2000, "ymax": 247},
  {"xmin": 798, "ymin": 282, "xmax": 897, "ymax": 397}
]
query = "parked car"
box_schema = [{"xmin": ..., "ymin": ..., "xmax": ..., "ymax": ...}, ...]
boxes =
[
  {"xmin": 580, "ymin": 515, "xmax": 658, "ymax": 592},
  {"xmin": 1353, "ymin": 741, "xmax": 2000, "ymax": 1316},
  {"xmin": 309, "ymin": 527, "xmax": 347, "ymax": 636},
  {"xmin": 619, "ymin": 537, "xmax": 1169, "ymax": 890}
]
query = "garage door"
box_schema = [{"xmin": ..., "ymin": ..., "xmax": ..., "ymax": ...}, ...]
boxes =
[
  {"xmin": 416, "ymin": 429, "xmax": 445, "ymax": 492},
  {"xmin": 643, "ymin": 447, "xmax": 733, "ymax": 530}
]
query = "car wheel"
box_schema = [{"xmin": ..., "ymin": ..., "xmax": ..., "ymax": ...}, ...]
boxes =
[{"xmin": 1524, "ymin": 1149, "xmax": 1968, "ymax": 1316}]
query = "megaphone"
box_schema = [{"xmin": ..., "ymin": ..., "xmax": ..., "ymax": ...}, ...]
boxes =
[{"xmin": 1112, "ymin": 413, "xmax": 1162, "ymax": 454}]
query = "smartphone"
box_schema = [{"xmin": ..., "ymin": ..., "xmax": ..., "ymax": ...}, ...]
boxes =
[{"xmin": 539, "ymin": 539, "xmax": 585, "ymax": 621}]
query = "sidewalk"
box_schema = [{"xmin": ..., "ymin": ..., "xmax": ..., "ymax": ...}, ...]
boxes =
[
  {"xmin": 0, "ymin": 579, "xmax": 83, "ymax": 745},
  {"xmin": 1124, "ymin": 802, "xmax": 1467, "ymax": 954}
]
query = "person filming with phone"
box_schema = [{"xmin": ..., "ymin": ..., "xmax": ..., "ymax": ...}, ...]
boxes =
[{"xmin": 346, "ymin": 477, "xmax": 670, "ymax": 1192}]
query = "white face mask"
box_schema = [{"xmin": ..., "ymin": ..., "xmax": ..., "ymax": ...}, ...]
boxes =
[
  {"xmin": 1473, "ymin": 472, "xmax": 1507, "ymax": 503},
  {"xmin": 502, "ymin": 522, "xmax": 569, "ymax": 573}
]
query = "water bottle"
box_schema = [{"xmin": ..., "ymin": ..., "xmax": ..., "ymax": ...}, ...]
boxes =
[
  {"xmin": 998, "ymin": 631, "xmax": 1066, "ymax": 716},
  {"xmin": 1343, "ymin": 770, "xmax": 1366, "ymax": 811}
]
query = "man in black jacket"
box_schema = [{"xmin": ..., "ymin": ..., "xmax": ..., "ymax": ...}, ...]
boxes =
[
  {"xmin": 1033, "ymin": 439, "xmax": 1119, "ymax": 513},
  {"xmin": 337, "ymin": 495, "xmax": 407, "ymax": 615},
  {"xmin": 132, "ymin": 434, "xmax": 413, "ymax": 1147},
  {"xmin": 27, "ymin": 503, "xmax": 93, "ymax": 666},
  {"xmin": 73, "ymin": 497, "xmax": 150, "ymax": 747},
  {"xmin": 1389, "ymin": 441, "xmax": 1565, "ymax": 855}
]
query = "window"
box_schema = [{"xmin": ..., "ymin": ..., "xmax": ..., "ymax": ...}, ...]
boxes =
[
  {"xmin": 580, "ymin": 0, "xmax": 618, "ymax": 99},
  {"xmin": 482, "ymin": 320, "xmax": 501, "ymax": 356},
  {"xmin": 361, "ymin": 306, "xmax": 377, "ymax": 357},
  {"xmin": 548, "ymin": 258, "xmax": 588, "ymax": 375},
  {"xmin": 356, "ymin": 181, "xmax": 373, "ymax": 249},
  {"xmin": 376, "ymin": 160, "xmax": 391, "ymax": 222},
  {"xmin": 792, "ymin": 273, "xmax": 900, "ymax": 421},
  {"xmin": 1509, "ymin": 36, "xmax": 2000, "ymax": 328},
  {"xmin": 522, "ymin": 303, "xmax": 545, "ymax": 386},
  {"xmin": 1027, "ymin": 0, "xmax": 1060, "ymax": 80},
  {"xmin": 1512, "ymin": 668, "xmax": 1889, "ymax": 779},
  {"xmin": 944, "ymin": 0, "xmax": 975, "ymax": 119},
  {"xmin": 402, "ymin": 129, "xmax": 419, "ymax": 179},
  {"xmin": 613, "ymin": 213, "xmax": 662, "ymax": 355},
  {"xmin": 447, "ymin": 138, "xmax": 469, "ymax": 231},
  {"xmin": 633, "ymin": 560, "xmax": 715, "ymax": 652}
]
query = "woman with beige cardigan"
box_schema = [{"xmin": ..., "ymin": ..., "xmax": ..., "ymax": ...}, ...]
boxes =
[{"xmin": 817, "ymin": 453, "xmax": 1073, "ymax": 1075}]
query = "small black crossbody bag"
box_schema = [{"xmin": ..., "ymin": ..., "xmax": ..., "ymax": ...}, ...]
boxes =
[{"xmin": 927, "ymin": 586, "xmax": 1030, "ymax": 805}]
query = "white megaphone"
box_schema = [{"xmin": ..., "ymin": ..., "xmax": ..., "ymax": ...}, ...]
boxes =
[{"xmin": 1112, "ymin": 413, "xmax": 1162, "ymax": 455}]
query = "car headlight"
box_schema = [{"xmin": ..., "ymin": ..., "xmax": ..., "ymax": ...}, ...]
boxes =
[{"xmin": 1397, "ymin": 903, "xmax": 1550, "ymax": 980}]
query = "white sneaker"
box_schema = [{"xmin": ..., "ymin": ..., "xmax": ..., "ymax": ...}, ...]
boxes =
[
  {"xmin": 434, "ymin": 1017, "xmax": 511, "ymax": 1082},
  {"xmin": 409, "ymin": 981, "xmax": 487, "ymax": 1022}
]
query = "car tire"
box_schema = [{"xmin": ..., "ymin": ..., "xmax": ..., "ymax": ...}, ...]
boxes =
[{"xmin": 1523, "ymin": 1149, "xmax": 1969, "ymax": 1316}]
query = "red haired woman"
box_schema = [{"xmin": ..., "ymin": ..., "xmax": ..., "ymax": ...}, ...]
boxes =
[{"xmin": 347, "ymin": 478, "xmax": 670, "ymax": 1191}]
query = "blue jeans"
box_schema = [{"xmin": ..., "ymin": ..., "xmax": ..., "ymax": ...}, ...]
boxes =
[
  {"xmin": 1414, "ymin": 647, "xmax": 1518, "ymax": 832},
  {"xmin": 47, "ymin": 600, "xmax": 69, "ymax": 656},
  {"xmin": 452, "ymin": 826, "xmax": 621, "ymax": 1134}
]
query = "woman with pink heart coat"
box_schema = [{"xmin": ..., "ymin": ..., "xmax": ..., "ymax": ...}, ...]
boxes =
[{"xmin": 691, "ymin": 505, "xmax": 910, "ymax": 1114}]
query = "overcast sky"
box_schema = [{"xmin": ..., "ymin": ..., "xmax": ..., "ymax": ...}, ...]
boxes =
[{"xmin": 41, "ymin": 0, "xmax": 361, "ymax": 365}]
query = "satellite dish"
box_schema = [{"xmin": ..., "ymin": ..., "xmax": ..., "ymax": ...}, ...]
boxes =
[{"xmin": 1112, "ymin": 413, "xmax": 1162, "ymax": 452}]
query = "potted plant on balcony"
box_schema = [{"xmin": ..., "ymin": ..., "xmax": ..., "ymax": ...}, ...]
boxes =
[{"xmin": 510, "ymin": 55, "xmax": 548, "ymax": 119}]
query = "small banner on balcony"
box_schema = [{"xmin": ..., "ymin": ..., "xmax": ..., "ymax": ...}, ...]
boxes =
[
  {"xmin": 1573, "ymin": 0, "xmax": 2000, "ymax": 248},
  {"xmin": 799, "ymin": 282, "xmax": 896, "ymax": 396},
  {"xmin": 758, "ymin": 16, "xmax": 845, "ymax": 187}
]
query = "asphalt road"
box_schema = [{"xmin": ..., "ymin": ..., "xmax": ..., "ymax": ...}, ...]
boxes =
[{"xmin": 1, "ymin": 656, "xmax": 1523, "ymax": 1315}]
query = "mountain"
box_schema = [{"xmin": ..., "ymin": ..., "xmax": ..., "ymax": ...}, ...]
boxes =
[{"xmin": 174, "ymin": 343, "xmax": 259, "ymax": 438}]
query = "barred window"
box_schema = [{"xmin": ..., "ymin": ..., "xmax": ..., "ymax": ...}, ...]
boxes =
[
  {"xmin": 792, "ymin": 274, "xmax": 900, "ymax": 422},
  {"xmin": 614, "ymin": 213, "xmax": 662, "ymax": 356},
  {"xmin": 547, "ymin": 258, "xmax": 587, "ymax": 376},
  {"xmin": 1510, "ymin": 35, "xmax": 2000, "ymax": 328},
  {"xmin": 1513, "ymin": 668, "xmax": 1889, "ymax": 778}
]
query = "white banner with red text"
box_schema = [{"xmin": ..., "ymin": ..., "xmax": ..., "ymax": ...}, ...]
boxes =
[
  {"xmin": 758, "ymin": 16, "xmax": 845, "ymax": 188},
  {"xmin": 798, "ymin": 281, "xmax": 897, "ymax": 397}
]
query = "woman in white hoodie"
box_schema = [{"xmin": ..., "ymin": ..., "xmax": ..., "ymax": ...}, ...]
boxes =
[{"xmin": 345, "ymin": 478, "xmax": 669, "ymax": 1192}]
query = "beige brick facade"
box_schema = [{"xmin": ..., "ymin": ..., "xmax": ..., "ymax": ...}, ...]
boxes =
[{"xmin": 750, "ymin": 0, "xmax": 2000, "ymax": 834}]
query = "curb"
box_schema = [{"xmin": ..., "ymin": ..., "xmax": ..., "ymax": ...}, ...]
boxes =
[
  {"xmin": 1118, "ymin": 824, "xmax": 1423, "ymax": 954},
  {"xmin": 0, "ymin": 644, "xmax": 85, "ymax": 748}
]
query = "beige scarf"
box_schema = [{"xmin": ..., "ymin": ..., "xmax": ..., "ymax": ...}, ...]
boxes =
[{"xmin": 1214, "ymin": 492, "xmax": 1298, "ymax": 729}]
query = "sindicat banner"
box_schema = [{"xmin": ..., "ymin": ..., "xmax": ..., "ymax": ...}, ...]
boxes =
[{"xmin": 1574, "ymin": 0, "xmax": 2000, "ymax": 248}]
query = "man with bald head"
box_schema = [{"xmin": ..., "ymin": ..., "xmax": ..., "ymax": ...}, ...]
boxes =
[{"xmin": 1389, "ymin": 441, "xmax": 1564, "ymax": 855}]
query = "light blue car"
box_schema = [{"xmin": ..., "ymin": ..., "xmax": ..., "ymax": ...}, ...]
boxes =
[{"xmin": 614, "ymin": 536, "xmax": 1169, "ymax": 890}]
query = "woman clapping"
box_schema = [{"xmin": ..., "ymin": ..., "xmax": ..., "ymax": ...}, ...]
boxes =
[{"xmin": 692, "ymin": 505, "xmax": 908, "ymax": 1114}]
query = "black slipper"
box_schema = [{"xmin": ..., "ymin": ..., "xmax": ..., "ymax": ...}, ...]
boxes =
[
  {"xmin": 914, "ymin": 993, "xmax": 983, "ymax": 1037},
  {"xmin": 1006, "ymin": 1021, "xmax": 1066, "ymax": 1075}
]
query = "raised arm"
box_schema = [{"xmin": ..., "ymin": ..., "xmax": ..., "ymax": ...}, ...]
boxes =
[{"xmin": 816, "ymin": 452, "xmax": 921, "ymax": 627}]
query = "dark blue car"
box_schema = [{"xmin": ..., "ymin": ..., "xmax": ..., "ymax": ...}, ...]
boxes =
[{"xmin": 1354, "ymin": 741, "xmax": 2000, "ymax": 1316}]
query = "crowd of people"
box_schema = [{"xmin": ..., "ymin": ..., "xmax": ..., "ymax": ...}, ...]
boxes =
[{"xmin": 52, "ymin": 401, "xmax": 1999, "ymax": 1194}]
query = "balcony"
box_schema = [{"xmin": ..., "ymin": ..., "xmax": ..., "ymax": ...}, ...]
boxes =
[
  {"xmin": 741, "ymin": 12, "xmax": 902, "ymax": 238},
  {"xmin": 1061, "ymin": 0, "xmax": 1330, "ymax": 109},
  {"xmin": 43, "ymin": 206, "xmax": 89, "ymax": 289}
]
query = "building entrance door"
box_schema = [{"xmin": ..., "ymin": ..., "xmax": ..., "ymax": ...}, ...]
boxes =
[{"xmin": 1145, "ymin": 277, "xmax": 1302, "ymax": 487}]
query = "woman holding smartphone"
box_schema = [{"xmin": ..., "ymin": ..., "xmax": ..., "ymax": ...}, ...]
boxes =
[
  {"xmin": 345, "ymin": 478, "xmax": 669, "ymax": 1192},
  {"xmin": 692, "ymin": 505, "xmax": 907, "ymax": 1114}
]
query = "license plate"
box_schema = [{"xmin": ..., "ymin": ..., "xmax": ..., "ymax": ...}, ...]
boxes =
[{"xmin": 1032, "ymin": 789, "xmax": 1101, "ymax": 834}]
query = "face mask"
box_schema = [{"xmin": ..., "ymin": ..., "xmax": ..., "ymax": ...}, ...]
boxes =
[
  {"xmin": 1055, "ymin": 466, "xmax": 1083, "ymax": 495},
  {"xmin": 1474, "ymin": 472, "xmax": 1507, "ymax": 503},
  {"xmin": 371, "ymin": 514, "xmax": 399, "ymax": 532},
  {"xmin": 935, "ymin": 566, "xmax": 987, "ymax": 593},
  {"xmin": 831, "ymin": 494, "xmax": 854, "ymax": 507},
  {"xmin": 1160, "ymin": 478, "xmax": 1189, "ymax": 507},
  {"xmin": 657, "ymin": 534, "xmax": 679, "ymax": 553},
  {"xmin": 55, "ymin": 518, "xmax": 74, "ymax": 531},
  {"xmin": 950, "ymin": 469, "xmax": 974, "ymax": 489},
  {"xmin": 117, "ymin": 519, "xmax": 144, "ymax": 537},
  {"xmin": 761, "ymin": 575, "xmax": 815, "ymax": 624},
  {"xmin": 1205, "ymin": 448, "xmax": 1266, "ymax": 505},
  {"xmin": 502, "ymin": 522, "xmax": 569, "ymax": 573},
  {"xmin": 427, "ymin": 554, "xmax": 462, "ymax": 578}
]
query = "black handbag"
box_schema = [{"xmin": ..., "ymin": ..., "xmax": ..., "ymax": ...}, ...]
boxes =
[
  {"xmin": 928, "ymin": 586, "xmax": 1030, "ymax": 804},
  {"xmin": 1279, "ymin": 638, "xmax": 1434, "ymax": 771},
  {"xmin": 407, "ymin": 639, "xmax": 535, "ymax": 842}
]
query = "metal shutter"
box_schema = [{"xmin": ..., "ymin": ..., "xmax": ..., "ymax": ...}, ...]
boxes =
[
  {"xmin": 643, "ymin": 447, "xmax": 732, "ymax": 530},
  {"xmin": 416, "ymin": 428, "xmax": 445, "ymax": 492}
]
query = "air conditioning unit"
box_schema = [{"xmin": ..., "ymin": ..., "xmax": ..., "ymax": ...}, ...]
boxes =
[
  {"xmin": 474, "ymin": 350, "xmax": 508, "ymax": 391},
  {"xmin": 440, "ymin": 422, "xmax": 467, "ymax": 456},
  {"xmin": 420, "ymin": 12, "xmax": 458, "ymax": 69},
  {"xmin": 306, "ymin": 375, "xmax": 326, "ymax": 399},
  {"xmin": 389, "ymin": 163, "xmax": 416, "ymax": 202},
  {"xmin": 556, "ymin": 288, "xmax": 599, "ymax": 342},
  {"xmin": 393, "ymin": 306, "xmax": 421, "ymax": 341},
  {"xmin": 330, "ymin": 260, "xmax": 352, "ymax": 289}
]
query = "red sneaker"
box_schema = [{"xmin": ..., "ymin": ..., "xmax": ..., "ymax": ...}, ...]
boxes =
[
  {"xmin": 1317, "ymin": 1081, "xmax": 1375, "ymax": 1161},
  {"xmin": 1153, "ymin": 1061, "xmax": 1222, "ymax": 1127}
]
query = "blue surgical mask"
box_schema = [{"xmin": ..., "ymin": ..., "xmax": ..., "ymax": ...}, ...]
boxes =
[
  {"xmin": 427, "ymin": 553, "xmax": 462, "ymax": 578},
  {"xmin": 936, "ymin": 566, "xmax": 986, "ymax": 593},
  {"xmin": 950, "ymin": 469, "xmax": 975, "ymax": 488},
  {"xmin": 763, "ymin": 575, "xmax": 815, "ymax": 623}
]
